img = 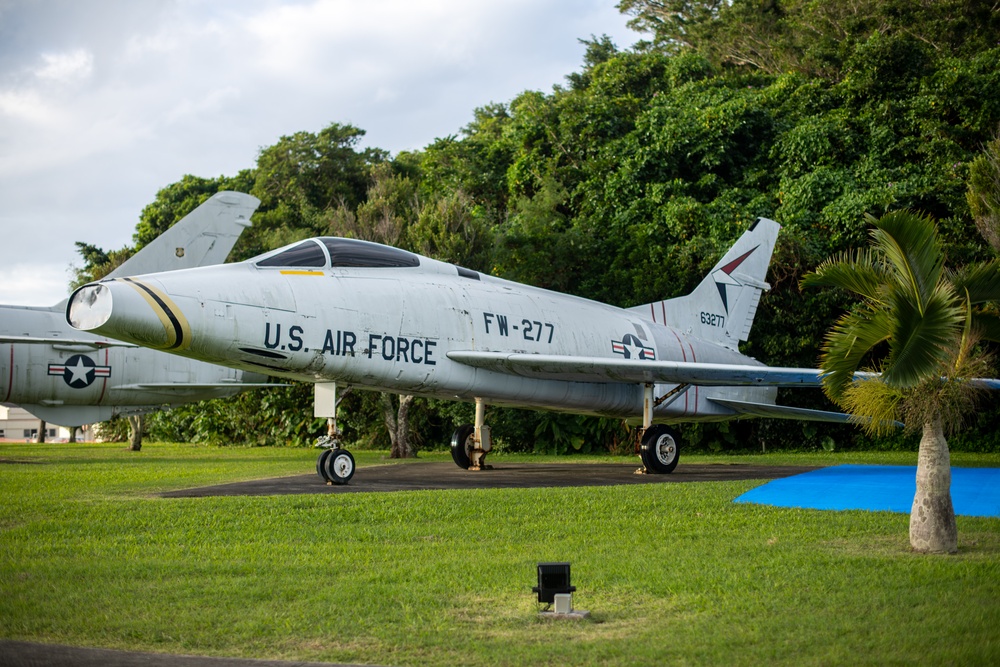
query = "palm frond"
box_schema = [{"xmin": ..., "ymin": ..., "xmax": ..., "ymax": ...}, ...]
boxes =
[
  {"xmin": 800, "ymin": 248, "xmax": 888, "ymax": 301},
  {"xmin": 871, "ymin": 210, "xmax": 945, "ymax": 313},
  {"xmin": 884, "ymin": 284, "xmax": 963, "ymax": 388},
  {"xmin": 948, "ymin": 259, "xmax": 1000, "ymax": 305},
  {"xmin": 819, "ymin": 307, "xmax": 893, "ymax": 399}
]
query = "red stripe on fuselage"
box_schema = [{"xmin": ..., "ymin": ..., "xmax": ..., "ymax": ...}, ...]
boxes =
[{"xmin": 97, "ymin": 348, "xmax": 109, "ymax": 404}]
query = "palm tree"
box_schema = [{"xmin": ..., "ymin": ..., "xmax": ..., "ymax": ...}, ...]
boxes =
[{"xmin": 802, "ymin": 210, "xmax": 1000, "ymax": 554}]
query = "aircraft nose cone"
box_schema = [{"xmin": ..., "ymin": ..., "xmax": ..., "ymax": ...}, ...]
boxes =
[{"xmin": 67, "ymin": 278, "xmax": 192, "ymax": 350}]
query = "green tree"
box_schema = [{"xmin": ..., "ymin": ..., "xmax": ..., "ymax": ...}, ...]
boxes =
[
  {"xmin": 803, "ymin": 210, "xmax": 1000, "ymax": 553},
  {"xmin": 247, "ymin": 123, "xmax": 387, "ymax": 257},
  {"xmin": 967, "ymin": 134, "xmax": 1000, "ymax": 253},
  {"xmin": 618, "ymin": 0, "xmax": 1000, "ymax": 78}
]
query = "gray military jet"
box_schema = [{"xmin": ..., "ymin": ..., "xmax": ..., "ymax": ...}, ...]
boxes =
[
  {"xmin": 63, "ymin": 218, "xmax": 903, "ymax": 479},
  {"xmin": 1, "ymin": 191, "xmax": 274, "ymax": 430}
]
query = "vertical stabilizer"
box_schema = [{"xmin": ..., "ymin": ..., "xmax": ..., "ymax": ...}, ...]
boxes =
[
  {"xmin": 628, "ymin": 218, "xmax": 780, "ymax": 349},
  {"xmin": 107, "ymin": 191, "xmax": 260, "ymax": 279}
]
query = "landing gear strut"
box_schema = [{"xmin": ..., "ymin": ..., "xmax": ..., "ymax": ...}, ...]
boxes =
[{"xmin": 451, "ymin": 397, "xmax": 492, "ymax": 470}]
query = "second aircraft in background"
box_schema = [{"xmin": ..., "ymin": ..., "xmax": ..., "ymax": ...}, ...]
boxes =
[{"xmin": 1, "ymin": 191, "xmax": 275, "ymax": 431}]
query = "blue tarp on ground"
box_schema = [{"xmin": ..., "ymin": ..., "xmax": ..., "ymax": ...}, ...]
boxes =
[{"xmin": 734, "ymin": 465, "xmax": 1000, "ymax": 517}]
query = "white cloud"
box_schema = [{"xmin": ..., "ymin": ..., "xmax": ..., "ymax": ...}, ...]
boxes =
[
  {"xmin": 0, "ymin": 263, "xmax": 74, "ymax": 307},
  {"xmin": 33, "ymin": 48, "xmax": 93, "ymax": 83},
  {"xmin": 0, "ymin": 88, "xmax": 63, "ymax": 124}
]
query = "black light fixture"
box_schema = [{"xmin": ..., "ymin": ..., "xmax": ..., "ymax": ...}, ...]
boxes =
[{"xmin": 532, "ymin": 562, "xmax": 576, "ymax": 604}]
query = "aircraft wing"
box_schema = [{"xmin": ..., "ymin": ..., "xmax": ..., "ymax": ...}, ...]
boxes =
[
  {"xmin": 0, "ymin": 335, "xmax": 137, "ymax": 349},
  {"xmin": 446, "ymin": 351, "xmax": 826, "ymax": 386}
]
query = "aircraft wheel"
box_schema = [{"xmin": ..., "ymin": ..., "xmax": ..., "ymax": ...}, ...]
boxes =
[
  {"xmin": 640, "ymin": 425, "xmax": 680, "ymax": 474},
  {"xmin": 317, "ymin": 448, "xmax": 334, "ymax": 481},
  {"xmin": 322, "ymin": 449, "xmax": 355, "ymax": 485},
  {"xmin": 450, "ymin": 424, "xmax": 474, "ymax": 469}
]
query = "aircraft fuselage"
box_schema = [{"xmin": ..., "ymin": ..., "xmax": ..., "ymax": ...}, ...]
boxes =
[{"xmin": 70, "ymin": 252, "xmax": 776, "ymax": 422}]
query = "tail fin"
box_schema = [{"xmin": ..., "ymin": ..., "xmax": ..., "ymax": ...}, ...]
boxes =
[
  {"xmin": 628, "ymin": 217, "xmax": 780, "ymax": 350},
  {"xmin": 107, "ymin": 191, "xmax": 260, "ymax": 279}
]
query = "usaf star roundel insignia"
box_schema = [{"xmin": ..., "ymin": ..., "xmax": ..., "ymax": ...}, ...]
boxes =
[
  {"xmin": 611, "ymin": 333, "xmax": 656, "ymax": 360},
  {"xmin": 47, "ymin": 354, "xmax": 112, "ymax": 388}
]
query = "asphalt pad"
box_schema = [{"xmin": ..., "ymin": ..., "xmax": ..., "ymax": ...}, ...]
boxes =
[
  {"xmin": 734, "ymin": 464, "xmax": 1000, "ymax": 517},
  {"xmin": 160, "ymin": 461, "xmax": 819, "ymax": 498}
]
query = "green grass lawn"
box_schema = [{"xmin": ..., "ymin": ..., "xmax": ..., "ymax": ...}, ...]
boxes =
[{"xmin": 1, "ymin": 442, "xmax": 998, "ymax": 666}]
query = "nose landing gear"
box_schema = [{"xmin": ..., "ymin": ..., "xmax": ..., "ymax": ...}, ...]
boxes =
[{"xmin": 317, "ymin": 447, "xmax": 356, "ymax": 485}]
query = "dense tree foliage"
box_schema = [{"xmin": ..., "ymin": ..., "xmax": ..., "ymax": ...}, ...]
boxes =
[{"xmin": 77, "ymin": 1, "xmax": 1000, "ymax": 453}]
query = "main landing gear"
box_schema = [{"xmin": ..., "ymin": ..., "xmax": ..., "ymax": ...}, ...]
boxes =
[
  {"xmin": 446, "ymin": 391, "xmax": 682, "ymax": 475},
  {"xmin": 451, "ymin": 397, "xmax": 493, "ymax": 470},
  {"xmin": 637, "ymin": 382, "xmax": 681, "ymax": 474},
  {"xmin": 640, "ymin": 424, "xmax": 680, "ymax": 474}
]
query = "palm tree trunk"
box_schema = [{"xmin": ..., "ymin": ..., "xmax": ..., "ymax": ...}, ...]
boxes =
[{"xmin": 909, "ymin": 415, "xmax": 957, "ymax": 554}]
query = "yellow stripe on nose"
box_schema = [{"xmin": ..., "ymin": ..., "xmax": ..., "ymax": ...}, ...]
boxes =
[
  {"xmin": 119, "ymin": 278, "xmax": 193, "ymax": 351},
  {"xmin": 279, "ymin": 270, "xmax": 324, "ymax": 276}
]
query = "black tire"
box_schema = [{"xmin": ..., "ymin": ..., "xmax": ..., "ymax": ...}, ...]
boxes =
[
  {"xmin": 316, "ymin": 448, "xmax": 334, "ymax": 482},
  {"xmin": 640, "ymin": 424, "xmax": 680, "ymax": 474},
  {"xmin": 322, "ymin": 449, "xmax": 355, "ymax": 485},
  {"xmin": 450, "ymin": 424, "xmax": 474, "ymax": 469}
]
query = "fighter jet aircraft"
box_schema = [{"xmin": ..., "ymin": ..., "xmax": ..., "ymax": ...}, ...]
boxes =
[
  {"xmin": 1, "ymin": 191, "xmax": 274, "ymax": 430},
  {"xmin": 69, "ymin": 216, "xmax": 889, "ymax": 481}
]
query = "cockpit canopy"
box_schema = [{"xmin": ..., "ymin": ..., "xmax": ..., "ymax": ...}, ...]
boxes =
[{"xmin": 253, "ymin": 237, "xmax": 421, "ymax": 269}]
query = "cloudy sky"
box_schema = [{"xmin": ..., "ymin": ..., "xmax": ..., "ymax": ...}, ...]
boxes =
[{"xmin": 0, "ymin": 0, "xmax": 641, "ymax": 306}]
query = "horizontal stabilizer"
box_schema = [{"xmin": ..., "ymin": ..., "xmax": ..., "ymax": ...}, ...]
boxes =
[
  {"xmin": 709, "ymin": 398, "xmax": 854, "ymax": 423},
  {"xmin": 448, "ymin": 350, "xmax": 826, "ymax": 386},
  {"xmin": 711, "ymin": 397, "xmax": 905, "ymax": 428}
]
